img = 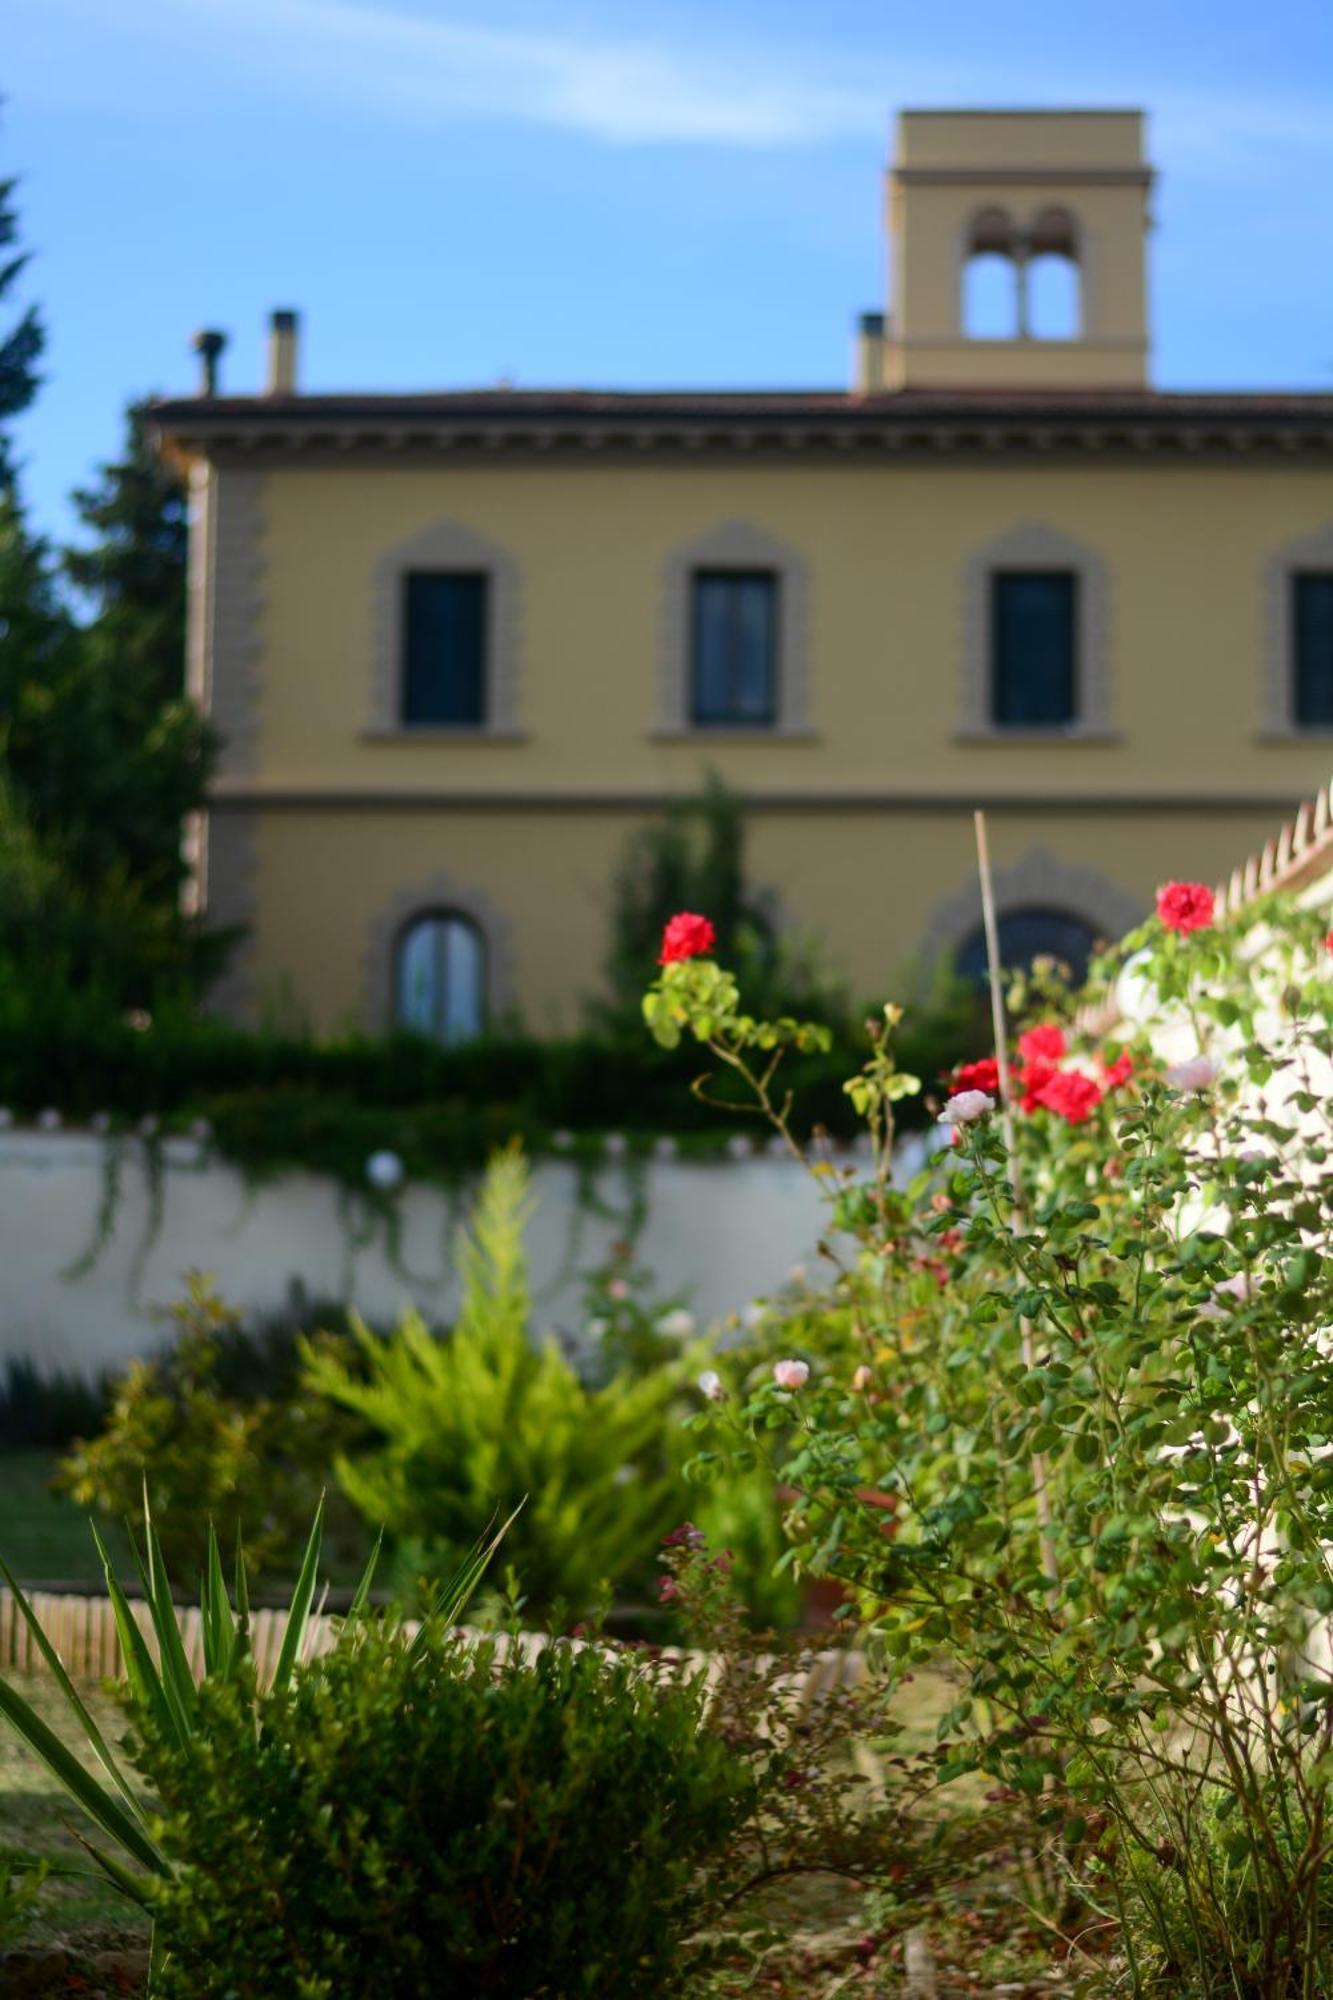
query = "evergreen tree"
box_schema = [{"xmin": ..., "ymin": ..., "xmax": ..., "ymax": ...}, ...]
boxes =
[
  {"xmin": 0, "ymin": 160, "xmax": 43, "ymax": 487},
  {"xmin": 66, "ymin": 401, "xmax": 188, "ymax": 708},
  {"xmin": 62, "ymin": 401, "xmax": 211, "ymax": 906},
  {"xmin": 601, "ymin": 772, "xmax": 844, "ymax": 1030}
]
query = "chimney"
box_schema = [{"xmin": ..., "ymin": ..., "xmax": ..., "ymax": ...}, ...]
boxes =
[
  {"xmin": 191, "ymin": 328, "xmax": 227, "ymax": 397},
  {"xmin": 266, "ymin": 309, "xmax": 299, "ymax": 395},
  {"xmin": 854, "ymin": 311, "xmax": 887, "ymax": 395}
]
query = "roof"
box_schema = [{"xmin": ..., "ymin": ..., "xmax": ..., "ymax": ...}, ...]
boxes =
[{"xmin": 147, "ymin": 387, "xmax": 1333, "ymax": 460}]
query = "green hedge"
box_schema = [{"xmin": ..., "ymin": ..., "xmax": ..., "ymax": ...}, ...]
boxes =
[{"xmin": 0, "ymin": 988, "xmax": 979, "ymax": 1186}]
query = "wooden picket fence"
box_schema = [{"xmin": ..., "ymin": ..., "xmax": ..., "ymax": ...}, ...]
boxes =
[{"xmin": 0, "ymin": 1586, "xmax": 868, "ymax": 1709}]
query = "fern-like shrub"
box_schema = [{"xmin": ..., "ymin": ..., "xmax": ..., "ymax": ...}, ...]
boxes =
[{"xmin": 304, "ymin": 1145, "xmax": 692, "ymax": 1616}]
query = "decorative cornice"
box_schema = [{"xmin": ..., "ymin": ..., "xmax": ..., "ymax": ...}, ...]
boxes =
[
  {"xmin": 147, "ymin": 390, "xmax": 1333, "ymax": 465},
  {"xmin": 204, "ymin": 786, "xmax": 1318, "ymax": 816},
  {"xmin": 892, "ymin": 166, "xmax": 1153, "ymax": 189}
]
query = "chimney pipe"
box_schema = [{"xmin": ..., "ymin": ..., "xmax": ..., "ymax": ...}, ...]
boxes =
[
  {"xmin": 854, "ymin": 311, "xmax": 886, "ymax": 396},
  {"xmin": 191, "ymin": 328, "xmax": 227, "ymax": 397},
  {"xmin": 266, "ymin": 309, "xmax": 299, "ymax": 396}
]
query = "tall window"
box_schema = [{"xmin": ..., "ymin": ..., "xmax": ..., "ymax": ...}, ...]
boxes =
[
  {"xmin": 962, "ymin": 206, "xmax": 1020, "ymax": 339},
  {"xmin": 1294, "ymin": 572, "xmax": 1333, "ymax": 727},
  {"xmin": 690, "ymin": 570, "xmax": 778, "ymax": 727},
  {"xmin": 395, "ymin": 912, "xmax": 485, "ymax": 1044},
  {"xmin": 991, "ymin": 571, "xmax": 1077, "ymax": 727},
  {"xmin": 957, "ymin": 907, "xmax": 1097, "ymax": 986},
  {"xmin": 402, "ymin": 572, "xmax": 488, "ymax": 727}
]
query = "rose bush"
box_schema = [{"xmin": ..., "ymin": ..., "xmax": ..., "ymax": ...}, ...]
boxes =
[{"xmin": 645, "ymin": 894, "xmax": 1333, "ymax": 1996}]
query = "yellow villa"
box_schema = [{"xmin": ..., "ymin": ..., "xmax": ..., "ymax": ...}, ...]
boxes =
[{"xmin": 150, "ymin": 109, "xmax": 1333, "ymax": 1038}]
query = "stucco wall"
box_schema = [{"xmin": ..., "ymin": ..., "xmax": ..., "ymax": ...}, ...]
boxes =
[
  {"xmin": 200, "ymin": 450, "xmax": 1333, "ymax": 1031},
  {"xmin": 244, "ymin": 457, "xmax": 1333, "ymax": 793},
  {"xmin": 0, "ymin": 1135, "xmax": 871, "ymax": 1379}
]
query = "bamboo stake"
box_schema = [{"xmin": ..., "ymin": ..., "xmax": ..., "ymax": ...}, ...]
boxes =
[{"xmin": 974, "ymin": 810, "xmax": 1058, "ymax": 1588}]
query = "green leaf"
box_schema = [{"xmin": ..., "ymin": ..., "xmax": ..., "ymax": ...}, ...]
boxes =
[
  {"xmin": 346, "ymin": 1529, "xmax": 384, "ymax": 1624},
  {"xmin": 201, "ymin": 1523, "xmax": 237, "ymax": 1682},
  {"xmin": 0, "ymin": 1550, "xmax": 142, "ymax": 1819},
  {"xmin": 271, "ymin": 1495, "xmax": 325, "ymax": 1694},
  {"xmin": 91, "ymin": 1524, "xmax": 176, "ymax": 1750},
  {"xmin": 140, "ymin": 1501, "xmax": 197, "ymax": 1740},
  {"xmin": 0, "ymin": 1677, "xmax": 165, "ymax": 1881}
]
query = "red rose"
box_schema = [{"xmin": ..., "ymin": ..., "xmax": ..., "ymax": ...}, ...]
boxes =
[
  {"xmin": 1101, "ymin": 1049, "xmax": 1133, "ymax": 1090},
  {"xmin": 951, "ymin": 1056, "xmax": 1000, "ymax": 1095},
  {"xmin": 1156, "ymin": 881, "xmax": 1214, "ymax": 935},
  {"xmin": 1033, "ymin": 1070, "xmax": 1104, "ymax": 1126},
  {"xmin": 1018, "ymin": 1058, "xmax": 1057, "ymax": 1114},
  {"xmin": 1018, "ymin": 1023, "xmax": 1066, "ymax": 1064},
  {"xmin": 658, "ymin": 912, "xmax": 717, "ymax": 965}
]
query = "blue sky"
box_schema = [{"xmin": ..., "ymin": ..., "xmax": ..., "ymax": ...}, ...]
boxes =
[{"xmin": 5, "ymin": 0, "xmax": 1333, "ymax": 549}]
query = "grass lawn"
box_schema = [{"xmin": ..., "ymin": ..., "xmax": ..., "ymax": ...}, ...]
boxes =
[
  {"xmin": 0, "ymin": 1452, "xmax": 133, "ymax": 1585},
  {"xmin": 0, "ymin": 1672, "xmax": 151, "ymax": 1958}
]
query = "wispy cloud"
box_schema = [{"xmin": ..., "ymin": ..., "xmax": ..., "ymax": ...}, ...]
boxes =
[
  {"xmin": 16, "ymin": 0, "xmax": 890, "ymax": 146},
  {"xmin": 9, "ymin": 0, "xmax": 1333, "ymax": 172}
]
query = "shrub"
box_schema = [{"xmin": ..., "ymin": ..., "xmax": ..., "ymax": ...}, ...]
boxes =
[
  {"xmin": 0, "ymin": 1852, "xmax": 46, "ymax": 1950},
  {"xmin": 57, "ymin": 1278, "xmax": 350, "ymax": 1580},
  {"xmin": 305, "ymin": 1145, "xmax": 693, "ymax": 1617},
  {"xmin": 0, "ymin": 1493, "xmax": 501, "ymax": 1971},
  {"xmin": 0, "ymin": 1355, "xmax": 109, "ymax": 1451},
  {"xmin": 645, "ymin": 888, "xmax": 1333, "ymax": 1993},
  {"xmin": 134, "ymin": 1622, "xmax": 755, "ymax": 2000}
]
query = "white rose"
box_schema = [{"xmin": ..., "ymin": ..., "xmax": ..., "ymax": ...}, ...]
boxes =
[{"xmin": 941, "ymin": 1090, "xmax": 994, "ymax": 1126}]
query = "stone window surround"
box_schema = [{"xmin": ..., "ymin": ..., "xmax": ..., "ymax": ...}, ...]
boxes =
[
  {"xmin": 364, "ymin": 873, "xmax": 516, "ymax": 1034},
  {"xmin": 1260, "ymin": 523, "xmax": 1333, "ymax": 739},
  {"xmin": 921, "ymin": 845, "xmax": 1144, "ymax": 974},
  {"xmin": 368, "ymin": 518, "xmax": 523, "ymax": 739},
  {"xmin": 958, "ymin": 519, "xmax": 1115, "ymax": 741},
  {"xmin": 656, "ymin": 521, "xmax": 814, "ymax": 739}
]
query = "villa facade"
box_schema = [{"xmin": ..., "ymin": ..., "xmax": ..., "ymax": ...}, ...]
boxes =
[{"xmin": 150, "ymin": 110, "xmax": 1333, "ymax": 1036}]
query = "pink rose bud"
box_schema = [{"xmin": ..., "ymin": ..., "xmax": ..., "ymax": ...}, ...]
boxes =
[
  {"xmin": 852, "ymin": 1365, "xmax": 872, "ymax": 1392},
  {"xmin": 1165, "ymin": 1054, "xmax": 1218, "ymax": 1093},
  {"xmin": 697, "ymin": 1369, "xmax": 726, "ymax": 1403},
  {"xmin": 773, "ymin": 1359, "xmax": 810, "ymax": 1390},
  {"xmin": 942, "ymin": 1089, "xmax": 994, "ymax": 1126}
]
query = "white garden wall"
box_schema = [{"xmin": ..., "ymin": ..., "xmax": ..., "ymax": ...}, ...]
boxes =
[{"xmin": 0, "ymin": 1132, "xmax": 929, "ymax": 1377}]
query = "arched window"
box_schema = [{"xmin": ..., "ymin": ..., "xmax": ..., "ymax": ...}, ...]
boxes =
[
  {"xmin": 395, "ymin": 911, "xmax": 486, "ymax": 1044},
  {"xmin": 1026, "ymin": 207, "xmax": 1081, "ymax": 340},
  {"xmin": 955, "ymin": 906, "xmax": 1098, "ymax": 986},
  {"xmin": 962, "ymin": 207, "xmax": 1020, "ymax": 339}
]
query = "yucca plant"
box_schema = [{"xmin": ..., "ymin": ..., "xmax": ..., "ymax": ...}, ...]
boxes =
[{"xmin": 0, "ymin": 1489, "xmax": 512, "ymax": 1978}]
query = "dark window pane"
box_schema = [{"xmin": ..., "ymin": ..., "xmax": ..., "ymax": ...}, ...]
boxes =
[
  {"xmin": 991, "ymin": 571, "xmax": 1076, "ymax": 726},
  {"xmin": 396, "ymin": 912, "xmax": 485, "ymax": 1044},
  {"xmin": 956, "ymin": 906, "xmax": 1097, "ymax": 986},
  {"xmin": 691, "ymin": 571, "xmax": 777, "ymax": 726},
  {"xmin": 402, "ymin": 572, "xmax": 487, "ymax": 727},
  {"xmin": 1294, "ymin": 573, "xmax": 1333, "ymax": 727}
]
